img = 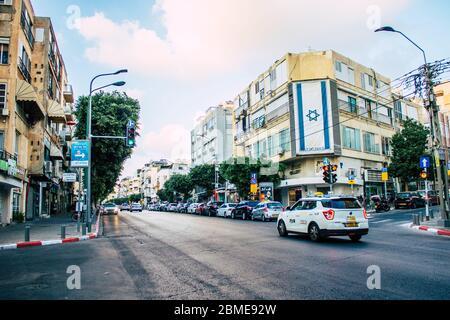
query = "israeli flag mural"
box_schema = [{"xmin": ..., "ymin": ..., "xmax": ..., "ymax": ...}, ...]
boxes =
[{"xmin": 293, "ymin": 80, "xmax": 334, "ymax": 155}]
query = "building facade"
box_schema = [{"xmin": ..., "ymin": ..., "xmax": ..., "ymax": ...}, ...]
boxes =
[
  {"xmin": 0, "ymin": 0, "xmax": 74, "ymax": 224},
  {"xmin": 191, "ymin": 103, "xmax": 234, "ymax": 166},
  {"xmin": 232, "ymin": 50, "xmax": 421, "ymax": 206}
]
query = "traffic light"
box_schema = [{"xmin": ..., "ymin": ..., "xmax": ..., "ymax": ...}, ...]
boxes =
[
  {"xmin": 323, "ymin": 165, "xmax": 331, "ymax": 184},
  {"xmin": 126, "ymin": 120, "xmax": 136, "ymax": 148},
  {"xmin": 330, "ymin": 165, "xmax": 338, "ymax": 184},
  {"xmin": 420, "ymin": 171, "xmax": 428, "ymax": 179}
]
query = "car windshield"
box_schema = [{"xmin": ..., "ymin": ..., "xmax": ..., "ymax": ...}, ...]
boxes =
[
  {"xmin": 322, "ymin": 198, "xmax": 361, "ymax": 209},
  {"xmin": 246, "ymin": 202, "xmax": 259, "ymax": 207},
  {"xmin": 104, "ymin": 203, "xmax": 115, "ymax": 208},
  {"xmin": 228, "ymin": 204, "xmax": 237, "ymax": 207},
  {"xmin": 267, "ymin": 202, "xmax": 283, "ymax": 209},
  {"xmin": 397, "ymin": 193, "xmax": 412, "ymax": 199}
]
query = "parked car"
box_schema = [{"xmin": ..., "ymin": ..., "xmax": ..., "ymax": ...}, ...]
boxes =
[
  {"xmin": 103, "ymin": 203, "xmax": 119, "ymax": 215},
  {"xmin": 252, "ymin": 201, "xmax": 284, "ymax": 222},
  {"xmin": 130, "ymin": 203, "xmax": 143, "ymax": 212},
  {"xmin": 120, "ymin": 203, "xmax": 130, "ymax": 211},
  {"xmin": 417, "ymin": 190, "xmax": 440, "ymax": 206},
  {"xmin": 206, "ymin": 201, "xmax": 224, "ymax": 217},
  {"xmin": 167, "ymin": 203, "xmax": 178, "ymax": 212},
  {"xmin": 394, "ymin": 192, "xmax": 426, "ymax": 209},
  {"xmin": 179, "ymin": 203, "xmax": 190, "ymax": 213},
  {"xmin": 196, "ymin": 203, "xmax": 207, "ymax": 215},
  {"xmin": 231, "ymin": 201, "xmax": 260, "ymax": 220},
  {"xmin": 159, "ymin": 202, "xmax": 169, "ymax": 211},
  {"xmin": 277, "ymin": 196, "xmax": 369, "ymax": 242},
  {"xmin": 187, "ymin": 203, "xmax": 199, "ymax": 214},
  {"xmin": 175, "ymin": 203, "xmax": 186, "ymax": 213},
  {"xmin": 217, "ymin": 203, "xmax": 238, "ymax": 218}
]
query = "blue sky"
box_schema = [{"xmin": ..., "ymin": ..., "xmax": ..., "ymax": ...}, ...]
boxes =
[{"xmin": 32, "ymin": 0, "xmax": 450, "ymax": 177}]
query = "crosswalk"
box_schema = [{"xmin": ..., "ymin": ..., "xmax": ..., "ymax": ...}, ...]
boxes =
[{"xmin": 367, "ymin": 215, "xmax": 411, "ymax": 228}]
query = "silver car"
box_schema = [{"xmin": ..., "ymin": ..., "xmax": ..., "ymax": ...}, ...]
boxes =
[{"xmin": 251, "ymin": 201, "xmax": 284, "ymax": 222}]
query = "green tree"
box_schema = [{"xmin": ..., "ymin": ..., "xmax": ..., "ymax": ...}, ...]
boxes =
[
  {"xmin": 220, "ymin": 158, "xmax": 285, "ymax": 198},
  {"xmin": 164, "ymin": 174, "xmax": 193, "ymax": 198},
  {"xmin": 389, "ymin": 119, "xmax": 430, "ymax": 186},
  {"xmin": 189, "ymin": 164, "xmax": 222, "ymax": 196},
  {"xmin": 157, "ymin": 189, "xmax": 172, "ymax": 202},
  {"xmin": 74, "ymin": 91, "xmax": 140, "ymax": 204}
]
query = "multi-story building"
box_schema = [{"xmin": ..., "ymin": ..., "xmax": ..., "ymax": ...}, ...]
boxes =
[
  {"xmin": 232, "ymin": 50, "xmax": 421, "ymax": 206},
  {"xmin": 191, "ymin": 102, "xmax": 234, "ymax": 166},
  {"xmin": 0, "ymin": 0, "xmax": 74, "ymax": 224}
]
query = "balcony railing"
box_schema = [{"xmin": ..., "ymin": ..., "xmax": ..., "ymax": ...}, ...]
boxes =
[
  {"xmin": 0, "ymin": 150, "xmax": 18, "ymax": 162},
  {"xmin": 18, "ymin": 56, "xmax": 31, "ymax": 83},
  {"xmin": 20, "ymin": 11, "xmax": 34, "ymax": 49}
]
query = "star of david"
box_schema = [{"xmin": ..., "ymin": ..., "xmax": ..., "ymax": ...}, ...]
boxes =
[{"xmin": 306, "ymin": 109, "xmax": 320, "ymax": 122}]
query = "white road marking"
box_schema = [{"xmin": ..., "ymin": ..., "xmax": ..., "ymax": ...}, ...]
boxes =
[{"xmin": 370, "ymin": 219, "xmax": 393, "ymax": 224}]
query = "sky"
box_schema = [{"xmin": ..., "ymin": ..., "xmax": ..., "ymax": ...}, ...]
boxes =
[{"xmin": 32, "ymin": 0, "xmax": 450, "ymax": 178}]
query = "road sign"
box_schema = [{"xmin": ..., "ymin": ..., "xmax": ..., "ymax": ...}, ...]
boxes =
[
  {"xmin": 420, "ymin": 156, "xmax": 430, "ymax": 169},
  {"xmin": 71, "ymin": 140, "xmax": 89, "ymax": 168},
  {"xmin": 250, "ymin": 173, "xmax": 258, "ymax": 185},
  {"xmin": 323, "ymin": 157, "xmax": 330, "ymax": 166},
  {"xmin": 250, "ymin": 184, "xmax": 258, "ymax": 194},
  {"xmin": 63, "ymin": 173, "xmax": 77, "ymax": 183},
  {"xmin": 259, "ymin": 182, "xmax": 274, "ymax": 201}
]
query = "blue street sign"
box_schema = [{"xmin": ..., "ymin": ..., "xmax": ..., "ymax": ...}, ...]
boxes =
[
  {"xmin": 382, "ymin": 168, "xmax": 388, "ymax": 173},
  {"xmin": 323, "ymin": 157, "xmax": 330, "ymax": 166},
  {"xmin": 420, "ymin": 156, "xmax": 430, "ymax": 169},
  {"xmin": 250, "ymin": 173, "xmax": 258, "ymax": 185},
  {"xmin": 71, "ymin": 140, "xmax": 90, "ymax": 168}
]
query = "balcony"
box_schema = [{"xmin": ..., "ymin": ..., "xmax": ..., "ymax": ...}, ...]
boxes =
[
  {"xmin": 20, "ymin": 11, "xmax": 34, "ymax": 49},
  {"xmin": 18, "ymin": 56, "xmax": 31, "ymax": 83},
  {"xmin": 63, "ymin": 84, "xmax": 74, "ymax": 103},
  {"xmin": 338, "ymin": 99, "xmax": 393, "ymax": 126}
]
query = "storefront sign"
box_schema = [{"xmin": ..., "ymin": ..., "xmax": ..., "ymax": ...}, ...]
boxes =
[{"xmin": 63, "ymin": 173, "xmax": 77, "ymax": 183}]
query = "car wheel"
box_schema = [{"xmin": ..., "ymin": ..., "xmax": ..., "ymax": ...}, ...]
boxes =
[
  {"xmin": 308, "ymin": 223, "xmax": 322, "ymax": 242},
  {"xmin": 411, "ymin": 202, "xmax": 417, "ymax": 209},
  {"xmin": 231, "ymin": 212, "xmax": 235, "ymax": 219},
  {"xmin": 349, "ymin": 235, "xmax": 362, "ymax": 242},
  {"xmin": 278, "ymin": 221, "xmax": 288, "ymax": 237},
  {"xmin": 242, "ymin": 213, "xmax": 246, "ymax": 220}
]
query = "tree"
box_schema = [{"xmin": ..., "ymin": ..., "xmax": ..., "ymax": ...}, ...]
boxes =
[
  {"xmin": 74, "ymin": 91, "xmax": 140, "ymax": 204},
  {"xmin": 220, "ymin": 157, "xmax": 286, "ymax": 198},
  {"xmin": 164, "ymin": 174, "xmax": 193, "ymax": 199},
  {"xmin": 157, "ymin": 189, "xmax": 171, "ymax": 202},
  {"xmin": 189, "ymin": 164, "xmax": 223, "ymax": 197},
  {"xmin": 389, "ymin": 119, "xmax": 430, "ymax": 186}
]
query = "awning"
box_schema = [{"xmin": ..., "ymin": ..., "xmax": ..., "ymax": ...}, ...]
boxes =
[
  {"xmin": 47, "ymin": 99, "xmax": 66, "ymax": 123},
  {"xmin": 50, "ymin": 144, "xmax": 64, "ymax": 160},
  {"xmin": 16, "ymin": 79, "xmax": 45, "ymax": 120}
]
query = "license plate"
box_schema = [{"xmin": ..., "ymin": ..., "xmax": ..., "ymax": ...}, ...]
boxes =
[
  {"xmin": 399, "ymin": 203, "xmax": 406, "ymax": 205},
  {"xmin": 346, "ymin": 223, "xmax": 359, "ymax": 228}
]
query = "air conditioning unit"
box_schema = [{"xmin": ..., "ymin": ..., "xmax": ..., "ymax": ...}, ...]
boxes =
[
  {"xmin": 45, "ymin": 161, "xmax": 53, "ymax": 173},
  {"xmin": 1, "ymin": 109, "xmax": 9, "ymax": 116}
]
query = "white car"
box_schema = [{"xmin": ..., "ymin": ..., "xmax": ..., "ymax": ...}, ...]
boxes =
[
  {"xmin": 277, "ymin": 196, "xmax": 369, "ymax": 242},
  {"xmin": 217, "ymin": 203, "xmax": 238, "ymax": 218},
  {"xmin": 251, "ymin": 201, "xmax": 283, "ymax": 222},
  {"xmin": 187, "ymin": 203, "xmax": 199, "ymax": 214}
]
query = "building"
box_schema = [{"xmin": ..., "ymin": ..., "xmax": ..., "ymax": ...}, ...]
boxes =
[
  {"xmin": 191, "ymin": 102, "xmax": 234, "ymax": 166},
  {"xmin": 0, "ymin": 0, "xmax": 74, "ymax": 224},
  {"xmin": 232, "ymin": 50, "xmax": 422, "ymax": 206}
]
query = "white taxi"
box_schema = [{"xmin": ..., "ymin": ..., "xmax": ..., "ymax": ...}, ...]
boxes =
[{"xmin": 277, "ymin": 196, "xmax": 369, "ymax": 242}]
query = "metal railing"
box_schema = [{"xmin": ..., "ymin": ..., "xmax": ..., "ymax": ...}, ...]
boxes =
[
  {"xmin": 0, "ymin": 150, "xmax": 18, "ymax": 162},
  {"xmin": 20, "ymin": 11, "xmax": 34, "ymax": 49},
  {"xmin": 18, "ymin": 56, "xmax": 31, "ymax": 83}
]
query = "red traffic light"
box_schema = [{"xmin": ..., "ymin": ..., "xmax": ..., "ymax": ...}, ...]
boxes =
[{"xmin": 323, "ymin": 166, "xmax": 329, "ymax": 171}]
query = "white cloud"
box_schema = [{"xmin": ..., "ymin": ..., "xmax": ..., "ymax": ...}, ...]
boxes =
[{"xmin": 74, "ymin": 0, "xmax": 410, "ymax": 80}]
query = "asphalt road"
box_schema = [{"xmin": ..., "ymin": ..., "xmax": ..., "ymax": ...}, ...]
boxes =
[{"xmin": 0, "ymin": 209, "xmax": 449, "ymax": 300}]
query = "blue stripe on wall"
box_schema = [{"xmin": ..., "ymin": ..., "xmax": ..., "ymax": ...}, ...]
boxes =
[
  {"xmin": 321, "ymin": 81, "xmax": 330, "ymax": 150},
  {"xmin": 297, "ymin": 83, "xmax": 305, "ymax": 151}
]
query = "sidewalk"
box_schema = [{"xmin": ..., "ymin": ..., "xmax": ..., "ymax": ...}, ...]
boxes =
[
  {"xmin": 0, "ymin": 213, "xmax": 99, "ymax": 248},
  {"xmin": 409, "ymin": 216, "xmax": 450, "ymax": 237}
]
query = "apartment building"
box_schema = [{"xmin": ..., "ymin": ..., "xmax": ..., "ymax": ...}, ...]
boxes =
[
  {"xmin": 191, "ymin": 102, "xmax": 234, "ymax": 166},
  {"xmin": 233, "ymin": 50, "xmax": 422, "ymax": 206},
  {"xmin": 0, "ymin": 0, "xmax": 74, "ymax": 224}
]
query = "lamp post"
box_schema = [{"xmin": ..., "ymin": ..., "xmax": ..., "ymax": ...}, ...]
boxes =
[
  {"xmin": 375, "ymin": 26, "xmax": 450, "ymax": 225},
  {"xmin": 86, "ymin": 70, "xmax": 127, "ymax": 231}
]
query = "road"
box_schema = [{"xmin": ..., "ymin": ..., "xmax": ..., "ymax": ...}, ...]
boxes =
[{"xmin": 0, "ymin": 209, "xmax": 449, "ymax": 300}]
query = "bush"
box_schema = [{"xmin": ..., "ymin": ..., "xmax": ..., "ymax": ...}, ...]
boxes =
[{"xmin": 13, "ymin": 212, "xmax": 25, "ymax": 223}]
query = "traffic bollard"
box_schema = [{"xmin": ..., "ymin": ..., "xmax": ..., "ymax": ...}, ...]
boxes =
[
  {"xmin": 25, "ymin": 226, "xmax": 30, "ymax": 242},
  {"xmin": 61, "ymin": 225, "xmax": 66, "ymax": 240},
  {"xmin": 87, "ymin": 223, "xmax": 92, "ymax": 233},
  {"xmin": 430, "ymin": 210, "xmax": 434, "ymax": 219},
  {"xmin": 412, "ymin": 214, "xmax": 419, "ymax": 225},
  {"xmin": 82, "ymin": 223, "xmax": 87, "ymax": 236},
  {"xmin": 77, "ymin": 220, "xmax": 80, "ymax": 233}
]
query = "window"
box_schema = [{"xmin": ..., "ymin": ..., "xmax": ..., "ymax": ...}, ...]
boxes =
[
  {"xmin": 342, "ymin": 126, "xmax": 361, "ymax": 151},
  {"xmin": 18, "ymin": 44, "xmax": 31, "ymax": 82},
  {"xmin": 363, "ymin": 132, "xmax": 380, "ymax": 154},
  {"xmin": 267, "ymin": 136, "xmax": 274, "ymax": 157},
  {"xmin": 360, "ymin": 73, "xmax": 366, "ymax": 90},
  {"xmin": 15, "ymin": 131, "xmax": 20, "ymax": 160},
  {"xmin": 347, "ymin": 67, "xmax": 355, "ymax": 85},
  {"xmin": 0, "ymin": 83, "xmax": 6, "ymax": 109},
  {"xmin": 254, "ymin": 81, "xmax": 260, "ymax": 95},
  {"xmin": 368, "ymin": 75, "xmax": 374, "ymax": 87},
  {"xmin": 0, "ymin": 40, "xmax": 8, "ymax": 64},
  {"xmin": 0, "ymin": 0, "xmax": 13, "ymax": 5},
  {"xmin": 394, "ymin": 100, "xmax": 403, "ymax": 120},
  {"xmin": 348, "ymin": 96, "xmax": 357, "ymax": 113},
  {"xmin": 335, "ymin": 61, "xmax": 342, "ymax": 73},
  {"xmin": 279, "ymin": 129, "xmax": 290, "ymax": 152},
  {"xmin": 382, "ymin": 137, "xmax": 391, "ymax": 156},
  {"xmin": 0, "ymin": 131, "xmax": 4, "ymax": 153}
]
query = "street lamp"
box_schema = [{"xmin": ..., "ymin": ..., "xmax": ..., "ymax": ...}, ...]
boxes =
[
  {"xmin": 86, "ymin": 70, "xmax": 128, "ymax": 231},
  {"xmin": 375, "ymin": 27, "xmax": 450, "ymax": 224}
]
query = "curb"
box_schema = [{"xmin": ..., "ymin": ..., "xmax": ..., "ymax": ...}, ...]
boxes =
[
  {"xmin": 0, "ymin": 215, "xmax": 101, "ymax": 251},
  {"xmin": 409, "ymin": 224, "xmax": 450, "ymax": 237}
]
